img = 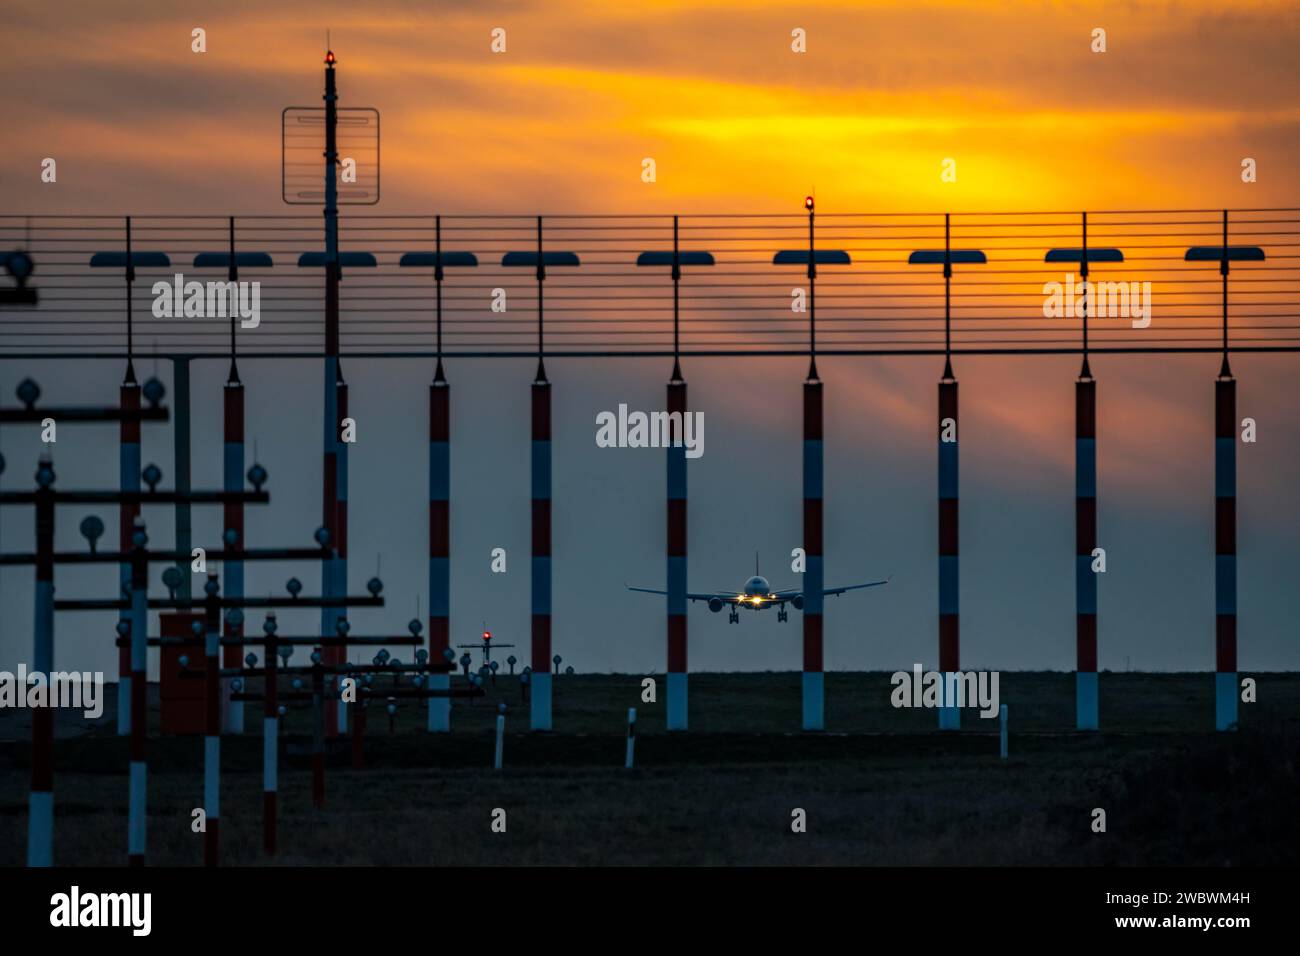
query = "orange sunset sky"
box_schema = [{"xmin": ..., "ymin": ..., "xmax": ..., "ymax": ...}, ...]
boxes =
[
  {"xmin": 1, "ymin": 1, "xmax": 1298, "ymax": 678},
  {"xmin": 1, "ymin": 0, "xmax": 1298, "ymax": 213}
]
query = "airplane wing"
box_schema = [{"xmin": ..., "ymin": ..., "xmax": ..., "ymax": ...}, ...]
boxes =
[
  {"xmin": 822, "ymin": 579, "xmax": 890, "ymax": 597},
  {"xmin": 626, "ymin": 585, "xmax": 742, "ymax": 603},
  {"xmin": 772, "ymin": 577, "xmax": 891, "ymax": 599}
]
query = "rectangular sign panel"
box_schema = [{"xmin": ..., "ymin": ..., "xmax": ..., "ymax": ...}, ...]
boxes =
[{"xmin": 282, "ymin": 106, "xmax": 380, "ymax": 205}]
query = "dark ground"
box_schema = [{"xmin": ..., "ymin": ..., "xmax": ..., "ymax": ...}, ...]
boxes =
[{"xmin": 1, "ymin": 671, "xmax": 1296, "ymax": 865}]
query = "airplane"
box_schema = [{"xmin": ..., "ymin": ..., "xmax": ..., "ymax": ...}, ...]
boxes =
[{"xmin": 627, "ymin": 554, "xmax": 889, "ymax": 623}]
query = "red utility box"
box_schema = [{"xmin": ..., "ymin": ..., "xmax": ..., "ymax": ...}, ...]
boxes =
[{"xmin": 159, "ymin": 612, "xmax": 206, "ymax": 735}]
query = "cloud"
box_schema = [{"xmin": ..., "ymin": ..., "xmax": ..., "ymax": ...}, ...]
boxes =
[{"xmin": 4, "ymin": 0, "xmax": 1298, "ymax": 212}]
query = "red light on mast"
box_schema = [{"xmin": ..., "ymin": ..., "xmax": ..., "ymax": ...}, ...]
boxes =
[
  {"xmin": 483, "ymin": 630, "xmax": 491, "ymax": 641},
  {"xmin": 804, "ymin": 195, "xmax": 815, "ymax": 211},
  {"xmin": 325, "ymin": 50, "xmax": 336, "ymax": 65}
]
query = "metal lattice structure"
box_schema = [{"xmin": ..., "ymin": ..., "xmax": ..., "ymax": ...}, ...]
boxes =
[
  {"xmin": 0, "ymin": 202, "xmax": 1289, "ymax": 741},
  {"xmin": 0, "ymin": 208, "xmax": 1296, "ymax": 357}
]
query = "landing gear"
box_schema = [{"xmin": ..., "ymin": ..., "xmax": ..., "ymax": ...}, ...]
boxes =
[
  {"xmin": 728, "ymin": 609, "xmax": 740, "ymax": 624},
  {"xmin": 777, "ymin": 608, "xmax": 788, "ymax": 623}
]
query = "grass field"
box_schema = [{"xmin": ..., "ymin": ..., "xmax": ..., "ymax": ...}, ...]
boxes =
[{"xmin": 2, "ymin": 672, "xmax": 1297, "ymax": 866}]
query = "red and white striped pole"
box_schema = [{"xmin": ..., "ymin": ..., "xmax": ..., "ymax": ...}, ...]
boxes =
[
  {"xmin": 27, "ymin": 458, "xmax": 55, "ymax": 867},
  {"xmin": 262, "ymin": 612, "xmax": 279, "ymax": 855},
  {"xmin": 936, "ymin": 213, "xmax": 962, "ymax": 731},
  {"xmin": 202, "ymin": 573, "xmax": 221, "ymax": 866},
  {"xmin": 938, "ymin": 370, "xmax": 960, "ymax": 730},
  {"xmin": 802, "ymin": 198, "xmax": 825, "ymax": 731},
  {"xmin": 331, "ymin": 376, "xmax": 349, "ymax": 736},
  {"xmin": 1074, "ymin": 216, "xmax": 1100, "ymax": 731},
  {"xmin": 530, "ymin": 217, "xmax": 553, "ymax": 731},
  {"xmin": 320, "ymin": 49, "xmax": 346, "ymax": 739},
  {"xmin": 222, "ymin": 373, "xmax": 244, "ymax": 734},
  {"xmin": 803, "ymin": 374, "xmax": 824, "ymax": 730},
  {"xmin": 531, "ymin": 368, "xmax": 552, "ymax": 730},
  {"xmin": 117, "ymin": 216, "xmax": 140, "ymax": 737},
  {"xmin": 666, "ymin": 373, "xmax": 688, "ymax": 730},
  {"xmin": 1076, "ymin": 369, "xmax": 1099, "ymax": 729},
  {"xmin": 128, "ymin": 517, "xmax": 149, "ymax": 865},
  {"xmin": 665, "ymin": 215, "xmax": 689, "ymax": 731},
  {"xmin": 1215, "ymin": 210, "xmax": 1239, "ymax": 732},
  {"xmin": 222, "ymin": 220, "xmax": 245, "ymax": 735},
  {"xmin": 118, "ymin": 377, "xmax": 140, "ymax": 735},
  {"xmin": 1215, "ymin": 364, "xmax": 1237, "ymax": 730},
  {"xmin": 428, "ymin": 359, "xmax": 451, "ymax": 732},
  {"xmin": 428, "ymin": 217, "xmax": 453, "ymax": 733}
]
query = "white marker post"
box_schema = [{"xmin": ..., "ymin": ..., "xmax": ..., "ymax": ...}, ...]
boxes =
[
  {"xmin": 625, "ymin": 707, "xmax": 636, "ymax": 769},
  {"xmin": 493, "ymin": 710, "xmax": 505, "ymax": 770},
  {"xmin": 999, "ymin": 703, "xmax": 1008, "ymax": 759}
]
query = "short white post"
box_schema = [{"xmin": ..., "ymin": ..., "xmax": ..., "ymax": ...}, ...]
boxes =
[
  {"xmin": 999, "ymin": 703, "xmax": 1008, "ymax": 759},
  {"xmin": 493, "ymin": 710, "xmax": 505, "ymax": 770},
  {"xmin": 625, "ymin": 707, "xmax": 636, "ymax": 769}
]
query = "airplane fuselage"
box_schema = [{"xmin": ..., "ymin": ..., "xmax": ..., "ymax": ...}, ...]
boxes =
[
  {"xmin": 738, "ymin": 575, "xmax": 776, "ymax": 607},
  {"xmin": 627, "ymin": 559, "xmax": 887, "ymax": 625}
]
